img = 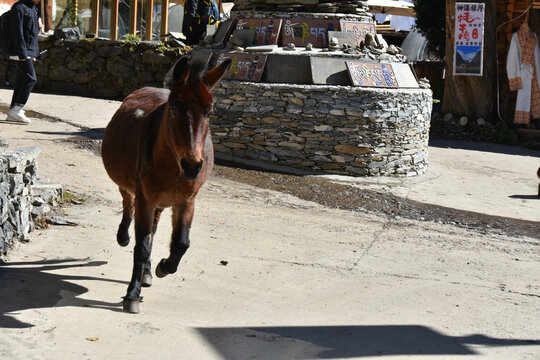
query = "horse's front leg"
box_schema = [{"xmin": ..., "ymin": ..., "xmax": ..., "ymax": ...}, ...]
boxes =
[
  {"xmin": 155, "ymin": 199, "xmax": 195, "ymax": 278},
  {"xmin": 141, "ymin": 208, "xmax": 163, "ymax": 288},
  {"xmin": 124, "ymin": 194, "xmax": 156, "ymax": 314}
]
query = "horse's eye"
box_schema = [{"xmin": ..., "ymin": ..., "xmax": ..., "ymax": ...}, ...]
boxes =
[{"xmin": 170, "ymin": 106, "xmax": 180, "ymax": 117}]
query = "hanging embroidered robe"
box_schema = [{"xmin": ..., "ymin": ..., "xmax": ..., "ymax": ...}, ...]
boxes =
[{"xmin": 506, "ymin": 23, "xmax": 540, "ymax": 125}]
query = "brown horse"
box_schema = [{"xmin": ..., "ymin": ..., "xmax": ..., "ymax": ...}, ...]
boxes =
[{"xmin": 101, "ymin": 56, "xmax": 231, "ymax": 313}]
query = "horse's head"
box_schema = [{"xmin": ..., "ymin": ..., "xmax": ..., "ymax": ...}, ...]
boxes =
[{"xmin": 166, "ymin": 56, "xmax": 231, "ymax": 180}]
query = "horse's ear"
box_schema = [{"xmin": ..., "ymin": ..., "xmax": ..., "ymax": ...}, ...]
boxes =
[
  {"xmin": 172, "ymin": 56, "xmax": 190, "ymax": 83},
  {"xmin": 202, "ymin": 59, "xmax": 232, "ymax": 90}
]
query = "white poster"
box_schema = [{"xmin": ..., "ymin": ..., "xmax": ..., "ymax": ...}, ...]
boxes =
[{"xmin": 454, "ymin": 2, "xmax": 485, "ymax": 76}]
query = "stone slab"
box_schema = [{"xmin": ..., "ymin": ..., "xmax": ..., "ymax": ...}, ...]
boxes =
[
  {"xmin": 231, "ymin": 29, "xmax": 256, "ymax": 46},
  {"xmin": 340, "ymin": 20, "xmax": 376, "ymax": 47},
  {"xmin": 327, "ymin": 31, "xmax": 357, "ymax": 48},
  {"xmin": 213, "ymin": 19, "xmax": 236, "ymax": 44},
  {"xmin": 245, "ymin": 45, "xmax": 278, "ymax": 52},
  {"xmin": 310, "ymin": 57, "xmax": 350, "ymax": 85},
  {"xmin": 216, "ymin": 52, "xmax": 268, "ymax": 82},
  {"xmin": 281, "ymin": 19, "xmax": 341, "ymax": 47},
  {"xmin": 266, "ymin": 55, "xmax": 312, "ymax": 84},
  {"xmin": 391, "ymin": 63, "xmax": 419, "ymax": 88},
  {"xmin": 346, "ymin": 61, "xmax": 398, "ymax": 88},
  {"xmin": 235, "ymin": 18, "xmax": 283, "ymax": 45}
]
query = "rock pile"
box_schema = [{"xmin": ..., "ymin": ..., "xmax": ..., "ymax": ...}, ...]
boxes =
[
  {"xmin": 234, "ymin": 0, "xmax": 370, "ymax": 14},
  {"xmin": 430, "ymin": 112, "xmax": 497, "ymax": 142},
  {"xmin": 0, "ymin": 146, "xmax": 63, "ymax": 259}
]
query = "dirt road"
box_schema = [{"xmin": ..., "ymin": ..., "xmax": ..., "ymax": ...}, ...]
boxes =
[{"xmin": 0, "ymin": 97, "xmax": 539, "ymax": 359}]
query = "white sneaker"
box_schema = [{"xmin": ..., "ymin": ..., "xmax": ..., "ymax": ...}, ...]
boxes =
[{"xmin": 5, "ymin": 105, "xmax": 31, "ymax": 125}]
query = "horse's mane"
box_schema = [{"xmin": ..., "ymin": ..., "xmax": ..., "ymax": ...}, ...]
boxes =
[{"xmin": 187, "ymin": 58, "xmax": 209, "ymax": 82}]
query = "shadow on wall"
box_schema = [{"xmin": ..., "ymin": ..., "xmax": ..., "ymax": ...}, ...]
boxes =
[
  {"xmin": 0, "ymin": 258, "xmax": 128, "ymax": 328},
  {"xmin": 196, "ymin": 326, "xmax": 538, "ymax": 358}
]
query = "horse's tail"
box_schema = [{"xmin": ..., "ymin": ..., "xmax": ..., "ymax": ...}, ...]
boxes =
[{"xmin": 537, "ymin": 166, "xmax": 540, "ymax": 179}]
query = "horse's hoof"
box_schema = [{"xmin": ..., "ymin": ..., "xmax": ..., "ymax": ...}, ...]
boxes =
[
  {"xmin": 123, "ymin": 299, "xmax": 140, "ymax": 314},
  {"xmin": 117, "ymin": 235, "xmax": 130, "ymax": 247},
  {"xmin": 141, "ymin": 273, "xmax": 152, "ymax": 287},
  {"xmin": 155, "ymin": 259, "xmax": 168, "ymax": 278}
]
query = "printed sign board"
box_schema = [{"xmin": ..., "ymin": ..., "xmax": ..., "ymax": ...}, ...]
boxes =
[
  {"xmin": 235, "ymin": 18, "xmax": 283, "ymax": 45},
  {"xmin": 346, "ymin": 61, "xmax": 398, "ymax": 88},
  {"xmin": 339, "ymin": 20, "xmax": 376, "ymax": 47},
  {"xmin": 454, "ymin": 2, "xmax": 485, "ymax": 76},
  {"xmin": 281, "ymin": 19, "xmax": 341, "ymax": 47},
  {"xmin": 216, "ymin": 53, "xmax": 268, "ymax": 82}
]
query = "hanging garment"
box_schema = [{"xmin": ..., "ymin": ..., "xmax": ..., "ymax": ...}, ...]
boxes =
[{"xmin": 506, "ymin": 23, "xmax": 540, "ymax": 125}]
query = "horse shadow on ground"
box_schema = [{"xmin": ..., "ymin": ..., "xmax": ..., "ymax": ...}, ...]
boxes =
[
  {"xmin": 196, "ymin": 326, "xmax": 539, "ymax": 358},
  {"xmin": 0, "ymin": 258, "xmax": 127, "ymax": 328},
  {"xmin": 509, "ymin": 194, "xmax": 539, "ymax": 200},
  {"xmin": 26, "ymin": 128, "xmax": 105, "ymax": 139}
]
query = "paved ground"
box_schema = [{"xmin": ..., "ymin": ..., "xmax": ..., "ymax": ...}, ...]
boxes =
[{"xmin": 0, "ymin": 90, "xmax": 538, "ymax": 359}]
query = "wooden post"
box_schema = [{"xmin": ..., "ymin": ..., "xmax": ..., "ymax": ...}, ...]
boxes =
[
  {"xmin": 129, "ymin": 0, "xmax": 137, "ymax": 35},
  {"xmin": 110, "ymin": 0, "xmax": 119, "ymax": 40},
  {"xmin": 74, "ymin": 0, "xmax": 78, "ymax": 26},
  {"xmin": 505, "ymin": 0, "xmax": 515, "ymax": 44},
  {"xmin": 145, "ymin": 0, "xmax": 153, "ymax": 40},
  {"xmin": 91, "ymin": 0, "xmax": 100, "ymax": 35},
  {"xmin": 160, "ymin": 0, "xmax": 169, "ymax": 37},
  {"xmin": 43, "ymin": 0, "xmax": 53, "ymax": 31}
]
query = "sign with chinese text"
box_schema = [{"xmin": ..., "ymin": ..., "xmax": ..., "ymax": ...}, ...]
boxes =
[
  {"xmin": 339, "ymin": 20, "xmax": 376, "ymax": 47},
  {"xmin": 217, "ymin": 53, "xmax": 268, "ymax": 82},
  {"xmin": 346, "ymin": 61, "xmax": 398, "ymax": 88},
  {"xmin": 281, "ymin": 19, "xmax": 341, "ymax": 48},
  {"xmin": 454, "ymin": 2, "xmax": 485, "ymax": 76},
  {"xmin": 235, "ymin": 18, "xmax": 283, "ymax": 45}
]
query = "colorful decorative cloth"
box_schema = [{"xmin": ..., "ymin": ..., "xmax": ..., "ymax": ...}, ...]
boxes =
[{"xmin": 506, "ymin": 23, "xmax": 540, "ymax": 125}]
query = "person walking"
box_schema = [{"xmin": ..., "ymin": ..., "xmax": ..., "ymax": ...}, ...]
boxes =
[
  {"xmin": 182, "ymin": 0, "xmax": 217, "ymax": 46},
  {"xmin": 4, "ymin": 0, "xmax": 41, "ymax": 125}
]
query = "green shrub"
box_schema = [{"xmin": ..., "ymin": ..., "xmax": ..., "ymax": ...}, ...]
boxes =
[
  {"xmin": 123, "ymin": 33, "xmax": 141, "ymax": 41},
  {"xmin": 413, "ymin": 0, "xmax": 446, "ymax": 59}
]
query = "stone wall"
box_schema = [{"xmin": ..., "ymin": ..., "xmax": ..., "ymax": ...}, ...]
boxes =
[
  {"xmin": 233, "ymin": 0, "xmax": 370, "ymax": 13},
  {"xmin": 211, "ymin": 81, "xmax": 432, "ymax": 176},
  {"xmin": 0, "ymin": 38, "xmax": 186, "ymax": 100},
  {"xmin": 0, "ymin": 147, "xmax": 62, "ymax": 258}
]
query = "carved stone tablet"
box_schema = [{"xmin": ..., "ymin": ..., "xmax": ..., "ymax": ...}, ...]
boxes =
[{"xmin": 216, "ymin": 52, "xmax": 268, "ymax": 82}]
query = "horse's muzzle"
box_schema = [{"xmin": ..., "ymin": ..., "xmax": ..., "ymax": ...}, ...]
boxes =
[{"xmin": 180, "ymin": 158, "xmax": 203, "ymax": 180}]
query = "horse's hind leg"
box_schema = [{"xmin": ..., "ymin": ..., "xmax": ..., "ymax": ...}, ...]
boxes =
[
  {"xmin": 117, "ymin": 187, "xmax": 134, "ymax": 247},
  {"xmin": 141, "ymin": 208, "xmax": 163, "ymax": 288},
  {"xmin": 156, "ymin": 200, "xmax": 194, "ymax": 278}
]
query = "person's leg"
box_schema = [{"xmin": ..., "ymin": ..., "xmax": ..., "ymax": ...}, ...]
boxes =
[
  {"xmin": 10, "ymin": 61, "xmax": 25, "ymax": 108},
  {"xmin": 6, "ymin": 59, "xmax": 36, "ymax": 124},
  {"xmin": 11, "ymin": 59, "xmax": 37, "ymax": 108}
]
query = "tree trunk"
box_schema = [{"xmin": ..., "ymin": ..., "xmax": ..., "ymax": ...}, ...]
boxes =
[{"xmin": 442, "ymin": 0, "xmax": 497, "ymax": 121}]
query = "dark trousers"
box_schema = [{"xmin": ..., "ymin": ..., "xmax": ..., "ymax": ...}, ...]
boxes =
[
  {"xmin": 185, "ymin": 31, "xmax": 205, "ymax": 45},
  {"xmin": 10, "ymin": 59, "xmax": 37, "ymax": 108}
]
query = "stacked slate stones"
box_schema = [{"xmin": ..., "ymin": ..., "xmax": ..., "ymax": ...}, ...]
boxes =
[
  {"xmin": 0, "ymin": 146, "xmax": 63, "ymax": 259},
  {"xmin": 234, "ymin": 0, "xmax": 370, "ymax": 14}
]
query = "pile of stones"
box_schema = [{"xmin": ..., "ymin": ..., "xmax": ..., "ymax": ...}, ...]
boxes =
[
  {"xmin": 0, "ymin": 145, "xmax": 63, "ymax": 259},
  {"xmin": 234, "ymin": 0, "xmax": 370, "ymax": 14},
  {"xmin": 429, "ymin": 112, "xmax": 497, "ymax": 142}
]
